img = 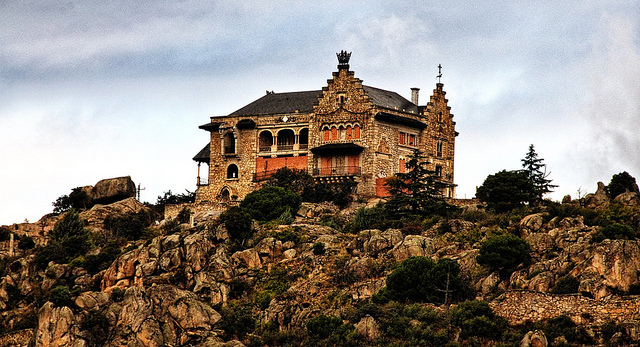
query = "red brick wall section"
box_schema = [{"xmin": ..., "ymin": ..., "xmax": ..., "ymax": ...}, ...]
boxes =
[
  {"xmin": 376, "ymin": 177, "xmax": 391, "ymax": 197},
  {"xmin": 255, "ymin": 155, "xmax": 308, "ymax": 175}
]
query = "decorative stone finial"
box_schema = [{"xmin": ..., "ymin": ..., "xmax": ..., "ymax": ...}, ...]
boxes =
[{"xmin": 337, "ymin": 50, "xmax": 352, "ymax": 70}]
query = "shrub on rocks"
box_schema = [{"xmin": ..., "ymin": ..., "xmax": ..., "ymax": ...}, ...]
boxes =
[{"xmin": 240, "ymin": 186, "xmax": 301, "ymax": 222}]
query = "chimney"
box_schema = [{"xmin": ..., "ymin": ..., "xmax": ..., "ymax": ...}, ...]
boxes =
[{"xmin": 411, "ymin": 88, "xmax": 420, "ymax": 105}]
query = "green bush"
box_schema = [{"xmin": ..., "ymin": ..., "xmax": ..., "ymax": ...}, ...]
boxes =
[
  {"xmin": 592, "ymin": 223, "xmax": 636, "ymax": 243},
  {"xmin": 537, "ymin": 315, "xmax": 594, "ymax": 345},
  {"xmin": 268, "ymin": 167, "xmax": 356, "ymax": 207},
  {"xmin": 52, "ymin": 187, "xmax": 93, "ymax": 213},
  {"xmin": 606, "ymin": 171, "xmax": 638, "ymax": 198},
  {"xmin": 241, "ymin": 186, "xmax": 301, "ymax": 222},
  {"xmin": 104, "ymin": 210, "xmax": 152, "ymax": 240},
  {"xmin": 220, "ymin": 206, "xmax": 254, "ymax": 242},
  {"xmin": 83, "ymin": 241, "xmax": 122, "ymax": 274},
  {"xmin": 476, "ymin": 170, "xmax": 536, "ymax": 212},
  {"xmin": 218, "ymin": 302, "xmax": 256, "ymax": 340},
  {"xmin": 550, "ymin": 275, "xmax": 580, "ymax": 294},
  {"xmin": 306, "ymin": 314, "xmax": 343, "ymax": 337},
  {"xmin": 49, "ymin": 285, "xmax": 73, "ymax": 307},
  {"xmin": 275, "ymin": 227, "xmax": 300, "ymax": 244},
  {"xmin": 343, "ymin": 204, "xmax": 387, "ymax": 233},
  {"xmin": 17, "ymin": 235, "xmax": 35, "ymax": 250},
  {"xmin": 383, "ymin": 256, "xmax": 467, "ymax": 304},
  {"xmin": 35, "ymin": 210, "xmax": 92, "ymax": 269},
  {"xmin": 449, "ymin": 300, "xmax": 506, "ymax": 340},
  {"xmin": 276, "ymin": 207, "xmax": 294, "ymax": 225},
  {"xmin": 477, "ymin": 233, "xmax": 530, "ymax": 272}
]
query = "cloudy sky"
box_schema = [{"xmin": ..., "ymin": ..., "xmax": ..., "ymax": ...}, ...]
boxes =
[{"xmin": 1, "ymin": 1, "xmax": 639, "ymax": 224}]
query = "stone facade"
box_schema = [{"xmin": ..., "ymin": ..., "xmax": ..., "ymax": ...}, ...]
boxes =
[{"xmin": 193, "ymin": 52, "xmax": 458, "ymax": 203}]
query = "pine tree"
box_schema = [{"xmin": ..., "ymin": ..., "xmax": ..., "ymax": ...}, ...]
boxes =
[
  {"xmin": 521, "ymin": 144, "xmax": 557, "ymax": 201},
  {"xmin": 384, "ymin": 149, "xmax": 454, "ymax": 216}
]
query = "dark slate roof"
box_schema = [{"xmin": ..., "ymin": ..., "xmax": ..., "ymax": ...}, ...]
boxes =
[
  {"xmin": 199, "ymin": 121, "xmax": 222, "ymax": 131},
  {"xmin": 193, "ymin": 143, "xmax": 210, "ymax": 163},
  {"xmin": 362, "ymin": 86, "xmax": 418, "ymax": 113},
  {"xmin": 230, "ymin": 91, "xmax": 321, "ymax": 116},
  {"xmin": 227, "ymin": 85, "xmax": 417, "ymax": 116},
  {"xmin": 375, "ymin": 112, "xmax": 427, "ymax": 129},
  {"xmin": 310, "ymin": 143, "xmax": 365, "ymax": 155}
]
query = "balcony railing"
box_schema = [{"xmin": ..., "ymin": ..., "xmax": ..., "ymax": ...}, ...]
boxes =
[
  {"xmin": 299, "ymin": 143, "xmax": 308, "ymax": 149},
  {"xmin": 197, "ymin": 177, "xmax": 209, "ymax": 186},
  {"xmin": 277, "ymin": 144, "xmax": 294, "ymax": 151},
  {"xmin": 259, "ymin": 145, "xmax": 271, "ymax": 152},
  {"xmin": 313, "ymin": 166, "xmax": 361, "ymax": 177}
]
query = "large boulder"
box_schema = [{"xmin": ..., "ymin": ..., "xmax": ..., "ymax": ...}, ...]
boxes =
[
  {"xmin": 35, "ymin": 302, "xmax": 84, "ymax": 347},
  {"xmin": 583, "ymin": 182, "xmax": 610, "ymax": 210},
  {"xmin": 91, "ymin": 176, "xmax": 136, "ymax": 205}
]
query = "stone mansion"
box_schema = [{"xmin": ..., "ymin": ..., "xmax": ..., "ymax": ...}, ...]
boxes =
[{"xmin": 193, "ymin": 52, "xmax": 457, "ymax": 203}]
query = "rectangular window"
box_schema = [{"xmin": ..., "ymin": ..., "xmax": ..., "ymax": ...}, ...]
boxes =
[
  {"xmin": 399, "ymin": 132, "xmax": 405, "ymax": 145},
  {"xmin": 399, "ymin": 158, "xmax": 406, "ymax": 173},
  {"xmin": 409, "ymin": 134, "xmax": 415, "ymax": 146}
]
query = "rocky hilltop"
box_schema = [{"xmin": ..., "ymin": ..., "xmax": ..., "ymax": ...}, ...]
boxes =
[{"xmin": 2, "ymin": 179, "xmax": 640, "ymax": 346}]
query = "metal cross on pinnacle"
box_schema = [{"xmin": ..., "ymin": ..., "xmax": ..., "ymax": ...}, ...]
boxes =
[{"xmin": 437, "ymin": 64, "xmax": 442, "ymax": 83}]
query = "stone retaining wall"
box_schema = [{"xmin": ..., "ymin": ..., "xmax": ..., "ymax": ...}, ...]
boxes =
[
  {"xmin": 491, "ymin": 290, "xmax": 640, "ymax": 327},
  {"xmin": 164, "ymin": 201, "xmax": 232, "ymax": 224}
]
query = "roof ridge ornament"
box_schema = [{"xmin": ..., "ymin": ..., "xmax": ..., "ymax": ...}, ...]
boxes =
[{"xmin": 337, "ymin": 50, "xmax": 352, "ymax": 70}]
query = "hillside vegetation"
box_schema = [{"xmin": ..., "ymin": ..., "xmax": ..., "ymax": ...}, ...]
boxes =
[{"xmin": 1, "ymin": 167, "xmax": 640, "ymax": 346}]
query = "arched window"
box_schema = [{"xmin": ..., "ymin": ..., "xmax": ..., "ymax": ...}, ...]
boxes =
[
  {"xmin": 353, "ymin": 124, "xmax": 360, "ymax": 139},
  {"xmin": 338, "ymin": 125, "xmax": 345, "ymax": 140},
  {"xmin": 436, "ymin": 141, "xmax": 443, "ymax": 157},
  {"xmin": 346, "ymin": 125, "xmax": 353, "ymax": 140},
  {"xmin": 220, "ymin": 188, "xmax": 230, "ymax": 202},
  {"xmin": 323, "ymin": 126, "xmax": 330, "ymax": 141},
  {"xmin": 277, "ymin": 129, "xmax": 295, "ymax": 150},
  {"xmin": 331, "ymin": 126, "xmax": 338, "ymax": 140},
  {"xmin": 223, "ymin": 132, "xmax": 235, "ymax": 154},
  {"xmin": 227, "ymin": 164, "xmax": 239, "ymax": 179},
  {"xmin": 259, "ymin": 131, "xmax": 273, "ymax": 152}
]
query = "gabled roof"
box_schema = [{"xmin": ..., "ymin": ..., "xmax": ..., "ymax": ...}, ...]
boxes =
[
  {"xmin": 362, "ymin": 86, "xmax": 418, "ymax": 113},
  {"xmin": 226, "ymin": 85, "xmax": 417, "ymax": 116},
  {"xmin": 193, "ymin": 143, "xmax": 210, "ymax": 163},
  {"xmin": 375, "ymin": 112, "xmax": 427, "ymax": 129},
  {"xmin": 230, "ymin": 91, "xmax": 321, "ymax": 116}
]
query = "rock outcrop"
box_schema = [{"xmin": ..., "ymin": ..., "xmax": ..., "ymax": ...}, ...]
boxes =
[{"xmin": 91, "ymin": 176, "xmax": 137, "ymax": 204}]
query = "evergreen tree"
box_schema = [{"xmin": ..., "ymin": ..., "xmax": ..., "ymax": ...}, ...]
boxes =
[
  {"xmin": 476, "ymin": 170, "xmax": 535, "ymax": 212},
  {"xmin": 384, "ymin": 149, "xmax": 454, "ymax": 217},
  {"xmin": 521, "ymin": 144, "xmax": 557, "ymax": 201}
]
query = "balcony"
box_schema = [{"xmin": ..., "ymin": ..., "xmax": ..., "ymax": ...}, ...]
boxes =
[
  {"xmin": 313, "ymin": 166, "xmax": 361, "ymax": 177},
  {"xmin": 197, "ymin": 177, "xmax": 209, "ymax": 186},
  {"xmin": 259, "ymin": 145, "xmax": 272, "ymax": 152}
]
